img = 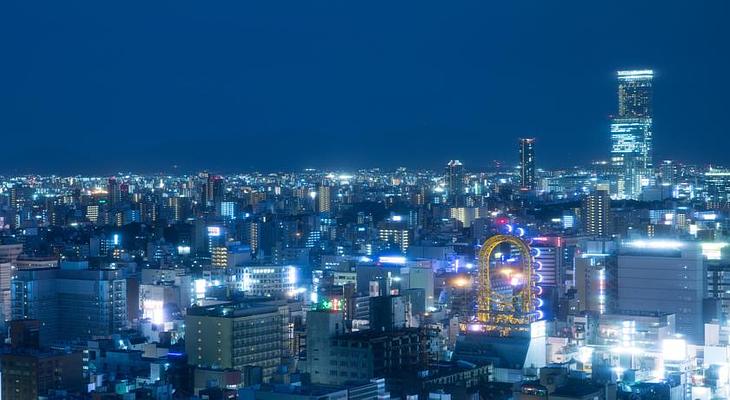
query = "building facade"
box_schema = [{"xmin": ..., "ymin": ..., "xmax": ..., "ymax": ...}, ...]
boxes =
[
  {"xmin": 611, "ymin": 70, "xmax": 654, "ymax": 199},
  {"xmin": 617, "ymin": 241, "xmax": 706, "ymax": 343},
  {"xmin": 185, "ymin": 301, "xmax": 290, "ymax": 381},
  {"xmin": 11, "ymin": 268, "xmax": 128, "ymax": 344},
  {"xmin": 582, "ymin": 190, "xmax": 611, "ymax": 237},
  {"xmin": 519, "ymin": 138, "xmax": 536, "ymax": 191}
]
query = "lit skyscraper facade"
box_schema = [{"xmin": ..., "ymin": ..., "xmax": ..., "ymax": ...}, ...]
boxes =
[
  {"xmin": 445, "ymin": 160, "xmax": 465, "ymax": 206},
  {"xmin": 611, "ymin": 70, "xmax": 653, "ymax": 199},
  {"xmin": 582, "ymin": 189, "xmax": 611, "ymax": 237},
  {"xmin": 203, "ymin": 174, "xmax": 225, "ymax": 213},
  {"xmin": 317, "ymin": 184, "xmax": 332, "ymax": 213},
  {"xmin": 519, "ymin": 138, "xmax": 536, "ymax": 191},
  {"xmin": 107, "ymin": 177, "xmax": 121, "ymax": 206},
  {"xmin": 704, "ymin": 168, "xmax": 730, "ymax": 208},
  {"xmin": 617, "ymin": 70, "xmax": 653, "ymax": 119}
]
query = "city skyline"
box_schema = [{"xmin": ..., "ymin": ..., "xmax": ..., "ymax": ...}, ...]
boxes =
[
  {"xmin": 3, "ymin": 2, "xmax": 730, "ymax": 399},
  {"xmin": 2, "ymin": 1, "xmax": 729, "ymax": 173}
]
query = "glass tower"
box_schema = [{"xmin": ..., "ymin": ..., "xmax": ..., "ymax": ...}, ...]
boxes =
[
  {"xmin": 611, "ymin": 70, "xmax": 653, "ymax": 199},
  {"xmin": 617, "ymin": 69, "xmax": 653, "ymax": 119},
  {"xmin": 519, "ymin": 138, "xmax": 536, "ymax": 191},
  {"xmin": 445, "ymin": 160, "xmax": 465, "ymax": 206}
]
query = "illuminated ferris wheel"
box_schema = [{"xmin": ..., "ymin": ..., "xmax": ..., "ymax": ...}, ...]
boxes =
[{"xmin": 473, "ymin": 234, "xmax": 543, "ymax": 335}]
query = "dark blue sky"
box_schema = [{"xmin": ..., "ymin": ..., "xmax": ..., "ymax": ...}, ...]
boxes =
[{"xmin": 1, "ymin": 1, "xmax": 728, "ymax": 174}]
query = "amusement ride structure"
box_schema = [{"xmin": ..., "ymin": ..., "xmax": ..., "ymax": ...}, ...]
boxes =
[{"xmin": 469, "ymin": 234, "xmax": 543, "ymax": 336}]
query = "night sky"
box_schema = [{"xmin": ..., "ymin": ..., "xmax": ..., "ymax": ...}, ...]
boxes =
[{"xmin": 1, "ymin": 1, "xmax": 728, "ymax": 174}]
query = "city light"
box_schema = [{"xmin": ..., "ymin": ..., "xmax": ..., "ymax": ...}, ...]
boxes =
[
  {"xmin": 452, "ymin": 277, "xmax": 469, "ymax": 287},
  {"xmin": 194, "ymin": 279, "xmax": 207, "ymax": 300},
  {"xmin": 662, "ymin": 338, "xmax": 687, "ymax": 361},
  {"xmin": 626, "ymin": 239, "xmax": 684, "ymax": 249},
  {"xmin": 701, "ymin": 242, "xmax": 728, "ymax": 260},
  {"xmin": 617, "ymin": 69, "xmax": 654, "ymax": 78},
  {"xmin": 2, "ymin": 10, "xmax": 725, "ymax": 397},
  {"xmin": 379, "ymin": 256, "xmax": 406, "ymax": 264},
  {"xmin": 142, "ymin": 299, "xmax": 165, "ymax": 325}
]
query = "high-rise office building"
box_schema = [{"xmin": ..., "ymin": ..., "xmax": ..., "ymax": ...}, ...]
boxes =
[
  {"xmin": 0, "ymin": 259, "xmax": 12, "ymax": 321},
  {"xmin": 574, "ymin": 240, "xmax": 618, "ymax": 315},
  {"xmin": 185, "ymin": 301, "xmax": 290, "ymax": 381},
  {"xmin": 582, "ymin": 189, "xmax": 611, "ymax": 237},
  {"xmin": 165, "ymin": 196, "xmax": 183, "ymax": 223},
  {"xmin": 445, "ymin": 160, "xmax": 465, "ymax": 206},
  {"xmin": 304, "ymin": 309, "xmax": 345, "ymax": 379},
  {"xmin": 11, "ymin": 268, "xmax": 128, "ymax": 344},
  {"xmin": 618, "ymin": 70, "xmax": 652, "ymax": 119},
  {"xmin": 519, "ymin": 138, "xmax": 536, "ymax": 191},
  {"xmin": 220, "ymin": 201, "xmax": 236, "ymax": 219},
  {"xmin": 107, "ymin": 177, "xmax": 121, "ymax": 206},
  {"xmin": 245, "ymin": 221, "xmax": 260, "ymax": 254},
  {"xmin": 231, "ymin": 264, "xmax": 298, "ymax": 297},
  {"xmin": 610, "ymin": 70, "xmax": 654, "ymax": 199},
  {"xmin": 658, "ymin": 160, "xmax": 678, "ymax": 187},
  {"xmin": 530, "ymin": 236, "xmax": 562, "ymax": 288},
  {"xmin": 704, "ymin": 168, "xmax": 730, "ymax": 208},
  {"xmin": 0, "ymin": 241, "xmax": 23, "ymax": 321},
  {"xmin": 86, "ymin": 204, "xmax": 100, "ymax": 223},
  {"xmin": 203, "ymin": 174, "xmax": 225, "ymax": 211},
  {"xmin": 617, "ymin": 240, "xmax": 707, "ymax": 344},
  {"xmin": 317, "ymin": 185, "xmax": 331, "ymax": 213},
  {"xmin": 212, "ymin": 176, "xmax": 225, "ymax": 210},
  {"xmin": 377, "ymin": 224, "xmax": 412, "ymax": 254}
]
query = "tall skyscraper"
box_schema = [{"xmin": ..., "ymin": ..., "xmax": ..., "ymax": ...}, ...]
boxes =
[
  {"xmin": 618, "ymin": 70, "xmax": 652, "ymax": 119},
  {"xmin": 317, "ymin": 185, "xmax": 331, "ymax": 213},
  {"xmin": 445, "ymin": 160, "xmax": 465, "ymax": 206},
  {"xmin": 582, "ymin": 189, "xmax": 611, "ymax": 237},
  {"xmin": 610, "ymin": 70, "xmax": 654, "ymax": 199},
  {"xmin": 518, "ymin": 138, "xmax": 536, "ymax": 191},
  {"xmin": 107, "ymin": 177, "xmax": 121, "ymax": 206},
  {"xmin": 0, "ymin": 240, "xmax": 22, "ymax": 321},
  {"xmin": 204, "ymin": 174, "xmax": 225, "ymax": 213}
]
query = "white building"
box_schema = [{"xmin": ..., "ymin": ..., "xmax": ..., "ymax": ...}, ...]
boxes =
[
  {"xmin": 617, "ymin": 240, "xmax": 707, "ymax": 344},
  {"xmin": 232, "ymin": 264, "xmax": 298, "ymax": 297}
]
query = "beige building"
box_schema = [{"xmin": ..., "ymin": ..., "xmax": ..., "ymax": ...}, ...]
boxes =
[{"xmin": 186, "ymin": 301, "xmax": 290, "ymax": 381}]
